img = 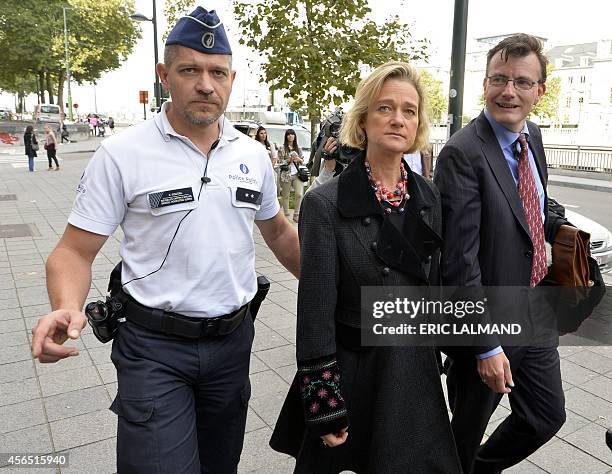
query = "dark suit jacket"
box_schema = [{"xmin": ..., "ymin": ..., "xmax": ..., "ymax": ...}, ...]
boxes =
[{"xmin": 434, "ymin": 112, "xmax": 566, "ymax": 353}]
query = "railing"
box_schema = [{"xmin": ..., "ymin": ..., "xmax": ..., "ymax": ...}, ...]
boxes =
[{"xmin": 430, "ymin": 139, "xmax": 612, "ymax": 173}]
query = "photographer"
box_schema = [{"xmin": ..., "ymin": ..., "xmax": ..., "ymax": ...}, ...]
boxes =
[{"xmin": 308, "ymin": 108, "xmax": 359, "ymax": 192}]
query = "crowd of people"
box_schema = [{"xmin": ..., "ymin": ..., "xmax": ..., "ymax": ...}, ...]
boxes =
[{"xmin": 28, "ymin": 5, "xmax": 605, "ymax": 474}]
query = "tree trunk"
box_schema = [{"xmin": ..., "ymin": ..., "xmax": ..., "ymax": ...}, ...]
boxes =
[
  {"xmin": 57, "ymin": 69, "xmax": 65, "ymax": 114},
  {"xmin": 37, "ymin": 71, "xmax": 45, "ymax": 103},
  {"xmin": 45, "ymin": 72, "xmax": 55, "ymax": 104}
]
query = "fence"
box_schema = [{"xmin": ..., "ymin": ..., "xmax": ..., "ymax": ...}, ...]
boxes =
[{"xmin": 431, "ymin": 139, "xmax": 612, "ymax": 173}]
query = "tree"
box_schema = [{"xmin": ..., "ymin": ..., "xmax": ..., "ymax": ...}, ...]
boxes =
[
  {"xmin": 0, "ymin": 0, "xmax": 139, "ymax": 112},
  {"xmin": 418, "ymin": 69, "xmax": 446, "ymax": 124},
  {"xmin": 532, "ymin": 65, "xmax": 561, "ymax": 122},
  {"xmin": 233, "ymin": 0, "xmax": 428, "ymax": 137},
  {"xmin": 163, "ymin": 1, "xmax": 429, "ymax": 137}
]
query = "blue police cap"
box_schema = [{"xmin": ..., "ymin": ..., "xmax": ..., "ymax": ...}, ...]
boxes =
[{"xmin": 166, "ymin": 7, "xmax": 232, "ymax": 55}]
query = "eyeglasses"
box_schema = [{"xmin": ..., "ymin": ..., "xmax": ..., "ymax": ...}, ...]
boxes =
[{"xmin": 487, "ymin": 75, "xmax": 541, "ymax": 91}]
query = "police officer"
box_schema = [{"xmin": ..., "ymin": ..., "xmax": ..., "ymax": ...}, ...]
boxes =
[{"xmin": 31, "ymin": 7, "xmax": 299, "ymax": 473}]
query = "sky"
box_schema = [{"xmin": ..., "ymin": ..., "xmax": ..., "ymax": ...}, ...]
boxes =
[{"xmin": 3, "ymin": 0, "xmax": 610, "ymax": 120}]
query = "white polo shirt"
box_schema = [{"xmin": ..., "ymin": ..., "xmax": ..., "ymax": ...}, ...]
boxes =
[{"xmin": 69, "ymin": 103, "xmax": 280, "ymax": 317}]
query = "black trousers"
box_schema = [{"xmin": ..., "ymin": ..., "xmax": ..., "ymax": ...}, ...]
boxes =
[
  {"xmin": 110, "ymin": 315, "xmax": 254, "ymax": 474},
  {"xmin": 46, "ymin": 144, "xmax": 59, "ymax": 167},
  {"xmin": 446, "ymin": 343, "xmax": 566, "ymax": 474}
]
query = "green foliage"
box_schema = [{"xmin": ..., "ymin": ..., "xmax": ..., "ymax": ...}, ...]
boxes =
[
  {"xmin": 163, "ymin": 0, "xmax": 195, "ymax": 41},
  {"xmin": 232, "ymin": 0, "xmax": 429, "ymax": 134},
  {"xmin": 0, "ymin": 0, "xmax": 139, "ymax": 106},
  {"xmin": 532, "ymin": 65, "xmax": 561, "ymax": 121},
  {"xmin": 418, "ymin": 69, "xmax": 446, "ymax": 124}
]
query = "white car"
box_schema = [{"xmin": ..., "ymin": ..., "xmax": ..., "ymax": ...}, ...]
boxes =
[{"xmin": 564, "ymin": 209, "xmax": 612, "ymax": 273}]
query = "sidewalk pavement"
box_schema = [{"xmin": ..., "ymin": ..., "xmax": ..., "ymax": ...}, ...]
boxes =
[{"xmin": 0, "ymin": 146, "xmax": 611, "ymax": 473}]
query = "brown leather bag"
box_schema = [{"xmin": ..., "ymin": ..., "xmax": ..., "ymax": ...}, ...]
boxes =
[{"xmin": 547, "ymin": 225, "xmax": 591, "ymax": 287}]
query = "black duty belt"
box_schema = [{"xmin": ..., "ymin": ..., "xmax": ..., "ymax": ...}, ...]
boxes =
[{"xmin": 123, "ymin": 295, "xmax": 249, "ymax": 339}]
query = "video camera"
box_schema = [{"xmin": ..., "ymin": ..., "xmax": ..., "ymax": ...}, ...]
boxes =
[{"xmin": 309, "ymin": 108, "xmax": 360, "ymax": 177}]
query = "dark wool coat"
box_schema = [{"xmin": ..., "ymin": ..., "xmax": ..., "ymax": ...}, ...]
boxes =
[
  {"xmin": 24, "ymin": 131, "xmax": 37, "ymax": 157},
  {"xmin": 270, "ymin": 155, "xmax": 462, "ymax": 474}
]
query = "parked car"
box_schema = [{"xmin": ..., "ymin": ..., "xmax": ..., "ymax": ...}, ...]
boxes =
[
  {"xmin": 34, "ymin": 103, "xmax": 62, "ymax": 123},
  {"xmin": 564, "ymin": 209, "xmax": 612, "ymax": 273},
  {"xmin": 232, "ymin": 121, "xmax": 312, "ymax": 161}
]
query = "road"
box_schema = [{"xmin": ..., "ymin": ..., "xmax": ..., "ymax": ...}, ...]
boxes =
[{"xmin": 549, "ymin": 185, "xmax": 612, "ymax": 230}]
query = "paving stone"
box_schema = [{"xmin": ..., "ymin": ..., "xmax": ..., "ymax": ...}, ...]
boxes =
[
  {"xmin": 0, "ymin": 330, "xmax": 28, "ymax": 348},
  {"xmin": 96, "ymin": 362, "xmax": 117, "ymax": 385},
  {"xmin": 564, "ymin": 387, "xmax": 612, "ymax": 424},
  {"xmin": 560, "ymin": 358, "xmax": 601, "ymax": 386},
  {"xmin": 563, "ymin": 421, "xmax": 612, "ymax": 466},
  {"xmin": 50, "ymin": 409, "xmax": 116, "ymax": 452},
  {"xmin": 21, "ymin": 304, "xmax": 51, "ymax": 318},
  {"xmin": 0, "ymin": 378, "xmax": 40, "ymax": 407},
  {"xmin": 557, "ymin": 408, "xmax": 593, "ymax": 438},
  {"xmin": 565, "ymin": 349, "xmax": 612, "ymax": 375},
  {"xmin": 255, "ymin": 345, "xmax": 295, "ymax": 370},
  {"xmin": 249, "ymin": 390, "xmax": 287, "ymax": 426},
  {"xmin": 249, "ymin": 353, "xmax": 268, "ymax": 375},
  {"xmin": 589, "ymin": 345, "xmax": 612, "ymax": 360},
  {"xmin": 528, "ymin": 437, "xmax": 611, "ymax": 473},
  {"xmin": 274, "ymin": 365, "xmax": 297, "ymax": 385},
  {"xmin": 86, "ymin": 345, "xmax": 112, "ymax": 365},
  {"xmin": 0, "ymin": 343, "xmax": 31, "ymax": 365},
  {"xmin": 581, "ymin": 375, "xmax": 612, "ymax": 403},
  {"xmin": 44, "ymin": 385, "xmax": 111, "ymax": 422},
  {"xmin": 34, "ymin": 351, "xmax": 91, "ymax": 377},
  {"xmin": 0, "ymin": 319, "xmax": 25, "ymax": 334},
  {"xmin": 250, "ymin": 370, "xmax": 289, "ymax": 399},
  {"xmin": 245, "ymin": 407, "xmax": 266, "ymax": 433},
  {"xmin": 0, "ymin": 309, "xmax": 21, "ymax": 321},
  {"xmin": 504, "ymin": 459, "xmax": 547, "ymax": 473},
  {"xmin": 0, "ymin": 359, "xmax": 35, "ymax": 384},
  {"xmin": 237, "ymin": 427, "xmax": 291, "ymax": 473},
  {"xmin": 241, "ymin": 456, "xmax": 295, "ymax": 474},
  {"xmin": 0, "ymin": 399, "xmax": 45, "ymax": 434},
  {"xmin": 252, "ymin": 324, "xmax": 291, "ymax": 352},
  {"xmin": 38, "ymin": 366, "xmax": 102, "ymax": 398},
  {"xmin": 0, "ymin": 424, "xmax": 52, "ymax": 456},
  {"xmin": 17, "ymin": 286, "xmax": 49, "ymax": 306},
  {"xmin": 59, "ymin": 437, "xmax": 116, "ymax": 474}
]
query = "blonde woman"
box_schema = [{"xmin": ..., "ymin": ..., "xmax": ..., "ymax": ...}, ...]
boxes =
[
  {"xmin": 270, "ymin": 62, "xmax": 461, "ymax": 473},
  {"xmin": 44, "ymin": 125, "xmax": 60, "ymax": 170}
]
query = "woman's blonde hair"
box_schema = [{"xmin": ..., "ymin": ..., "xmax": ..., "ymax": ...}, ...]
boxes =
[{"xmin": 339, "ymin": 61, "xmax": 429, "ymax": 153}]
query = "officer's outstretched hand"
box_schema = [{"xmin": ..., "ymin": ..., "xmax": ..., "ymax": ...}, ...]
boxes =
[{"xmin": 31, "ymin": 310, "xmax": 87, "ymax": 363}]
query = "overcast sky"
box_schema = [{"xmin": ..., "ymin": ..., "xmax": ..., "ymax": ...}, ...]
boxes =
[{"xmin": 16, "ymin": 0, "xmax": 609, "ymax": 120}]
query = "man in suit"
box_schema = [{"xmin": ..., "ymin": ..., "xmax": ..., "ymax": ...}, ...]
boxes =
[{"xmin": 434, "ymin": 33, "xmax": 567, "ymax": 473}]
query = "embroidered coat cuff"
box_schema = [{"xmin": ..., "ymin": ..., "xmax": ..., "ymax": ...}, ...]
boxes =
[{"xmin": 298, "ymin": 356, "xmax": 349, "ymax": 437}]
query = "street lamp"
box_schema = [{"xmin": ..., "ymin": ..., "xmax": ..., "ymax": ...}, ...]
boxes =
[
  {"xmin": 63, "ymin": 7, "xmax": 74, "ymax": 121},
  {"xmin": 130, "ymin": 0, "xmax": 161, "ymax": 113}
]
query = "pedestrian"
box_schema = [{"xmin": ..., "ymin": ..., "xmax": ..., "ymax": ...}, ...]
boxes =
[
  {"xmin": 43, "ymin": 124, "xmax": 59, "ymax": 170},
  {"xmin": 434, "ymin": 33, "xmax": 568, "ymax": 473},
  {"xmin": 108, "ymin": 116, "xmax": 115, "ymax": 134},
  {"xmin": 23, "ymin": 125, "xmax": 38, "ymax": 172},
  {"xmin": 61, "ymin": 123, "xmax": 70, "ymax": 143},
  {"xmin": 91, "ymin": 115, "xmax": 99, "ymax": 136},
  {"xmin": 30, "ymin": 7, "xmax": 299, "ymax": 473},
  {"xmin": 270, "ymin": 61, "xmax": 462, "ymax": 473},
  {"xmin": 278, "ymin": 128, "xmax": 305, "ymax": 222},
  {"xmin": 402, "ymin": 143, "xmax": 433, "ymax": 178},
  {"xmin": 254, "ymin": 125, "xmax": 277, "ymax": 167}
]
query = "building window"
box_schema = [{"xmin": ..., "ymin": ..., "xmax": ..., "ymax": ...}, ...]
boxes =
[
  {"xmin": 566, "ymin": 97, "xmax": 571, "ymax": 108},
  {"xmin": 580, "ymin": 75, "xmax": 586, "ymax": 83},
  {"xmin": 609, "ymin": 88, "xmax": 612, "ymax": 103},
  {"xmin": 568, "ymin": 76, "xmax": 573, "ymax": 84}
]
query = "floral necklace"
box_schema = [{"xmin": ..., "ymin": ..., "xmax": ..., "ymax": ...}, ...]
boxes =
[{"xmin": 365, "ymin": 160, "xmax": 410, "ymax": 213}]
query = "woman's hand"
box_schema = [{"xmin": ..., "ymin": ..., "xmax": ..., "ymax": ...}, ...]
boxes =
[{"xmin": 320, "ymin": 427, "xmax": 348, "ymax": 448}]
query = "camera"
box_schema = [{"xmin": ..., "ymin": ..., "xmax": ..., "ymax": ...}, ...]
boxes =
[
  {"xmin": 318, "ymin": 108, "xmax": 360, "ymax": 166},
  {"xmin": 85, "ymin": 296, "xmax": 125, "ymax": 343}
]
